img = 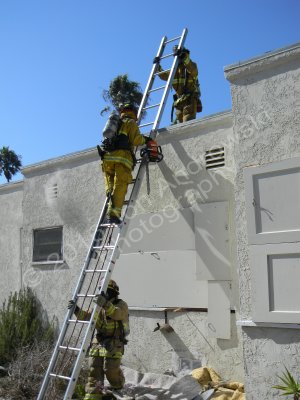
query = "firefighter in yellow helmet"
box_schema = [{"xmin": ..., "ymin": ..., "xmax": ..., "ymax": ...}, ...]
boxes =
[
  {"xmin": 155, "ymin": 46, "xmax": 202, "ymax": 123},
  {"xmin": 101, "ymin": 103, "xmax": 150, "ymax": 225},
  {"xmin": 68, "ymin": 280, "xmax": 129, "ymax": 400}
]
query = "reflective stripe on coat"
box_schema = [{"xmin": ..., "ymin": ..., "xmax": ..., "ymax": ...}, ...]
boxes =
[
  {"xmin": 158, "ymin": 59, "xmax": 198, "ymax": 95},
  {"xmin": 75, "ymin": 299, "xmax": 129, "ymax": 358}
]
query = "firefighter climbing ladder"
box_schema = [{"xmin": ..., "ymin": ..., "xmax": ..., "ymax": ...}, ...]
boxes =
[{"xmin": 37, "ymin": 28, "xmax": 188, "ymax": 400}]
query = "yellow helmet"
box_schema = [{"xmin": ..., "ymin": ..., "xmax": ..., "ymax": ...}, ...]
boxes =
[{"xmin": 108, "ymin": 279, "xmax": 119, "ymax": 295}]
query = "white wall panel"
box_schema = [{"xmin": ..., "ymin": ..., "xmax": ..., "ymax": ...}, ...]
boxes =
[
  {"xmin": 114, "ymin": 202, "xmax": 230, "ymax": 308},
  {"xmin": 250, "ymin": 243, "xmax": 300, "ymax": 323},
  {"xmin": 194, "ymin": 202, "xmax": 231, "ymax": 280},
  {"xmin": 244, "ymin": 157, "xmax": 300, "ymax": 244},
  {"xmin": 119, "ymin": 208, "xmax": 195, "ymax": 254},
  {"xmin": 208, "ymin": 281, "xmax": 231, "ymax": 339},
  {"xmin": 113, "ymin": 250, "xmax": 207, "ymax": 308}
]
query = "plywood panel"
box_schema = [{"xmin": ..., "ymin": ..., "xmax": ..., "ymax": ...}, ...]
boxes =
[
  {"xmin": 194, "ymin": 202, "xmax": 231, "ymax": 280},
  {"xmin": 118, "ymin": 208, "xmax": 195, "ymax": 254},
  {"xmin": 208, "ymin": 281, "xmax": 231, "ymax": 339},
  {"xmin": 112, "ymin": 250, "xmax": 207, "ymax": 308}
]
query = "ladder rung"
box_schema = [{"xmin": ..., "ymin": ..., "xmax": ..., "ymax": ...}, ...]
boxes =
[
  {"xmin": 59, "ymin": 345, "xmax": 81, "ymax": 352},
  {"xmin": 100, "ymin": 222, "xmax": 120, "ymax": 227},
  {"xmin": 148, "ymin": 85, "xmax": 166, "ymax": 93},
  {"xmin": 159, "ymin": 52, "xmax": 174, "ymax": 60},
  {"xmin": 165, "ymin": 35, "xmax": 181, "ymax": 44},
  {"xmin": 68, "ymin": 319, "xmax": 90, "ymax": 324},
  {"xmin": 93, "ymin": 245, "xmax": 115, "ymax": 251},
  {"xmin": 143, "ymin": 103, "xmax": 160, "ymax": 111},
  {"xmin": 154, "ymin": 68, "xmax": 171, "ymax": 76},
  {"xmin": 85, "ymin": 269, "xmax": 108, "ymax": 273},
  {"xmin": 50, "ymin": 373, "xmax": 71, "ymax": 381},
  {"xmin": 77, "ymin": 294, "xmax": 96, "ymax": 298},
  {"xmin": 139, "ymin": 121, "xmax": 154, "ymax": 128}
]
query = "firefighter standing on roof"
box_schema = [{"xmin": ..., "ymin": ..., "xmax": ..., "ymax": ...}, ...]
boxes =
[
  {"xmin": 68, "ymin": 280, "xmax": 129, "ymax": 400},
  {"xmin": 156, "ymin": 46, "xmax": 202, "ymax": 123},
  {"xmin": 101, "ymin": 103, "xmax": 150, "ymax": 225}
]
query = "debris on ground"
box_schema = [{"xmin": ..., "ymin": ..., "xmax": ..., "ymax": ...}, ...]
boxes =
[
  {"xmin": 192, "ymin": 367, "xmax": 245, "ymax": 400},
  {"xmin": 106, "ymin": 366, "xmax": 202, "ymax": 399},
  {"xmin": 103, "ymin": 366, "xmax": 244, "ymax": 400}
]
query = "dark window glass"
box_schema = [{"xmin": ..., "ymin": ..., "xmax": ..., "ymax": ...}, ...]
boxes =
[{"xmin": 33, "ymin": 227, "xmax": 63, "ymax": 262}]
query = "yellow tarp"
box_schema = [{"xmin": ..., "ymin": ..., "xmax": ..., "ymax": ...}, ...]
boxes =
[{"xmin": 191, "ymin": 367, "xmax": 245, "ymax": 400}]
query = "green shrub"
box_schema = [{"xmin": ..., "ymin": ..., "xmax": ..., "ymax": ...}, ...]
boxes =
[
  {"xmin": 273, "ymin": 366, "xmax": 300, "ymax": 399},
  {"xmin": 0, "ymin": 287, "xmax": 55, "ymax": 365},
  {"xmin": 73, "ymin": 384, "xmax": 86, "ymax": 399}
]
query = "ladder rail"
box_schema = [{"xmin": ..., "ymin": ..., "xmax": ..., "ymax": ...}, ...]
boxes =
[
  {"xmin": 137, "ymin": 35, "xmax": 166, "ymax": 123},
  {"xmin": 37, "ymin": 198, "xmax": 109, "ymax": 400},
  {"xmin": 64, "ymin": 232, "xmax": 122, "ymax": 399}
]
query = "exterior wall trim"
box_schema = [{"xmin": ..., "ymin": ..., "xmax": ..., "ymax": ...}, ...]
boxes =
[
  {"xmin": 224, "ymin": 42, "xmax": 300, "ymax": 82},
  {"xmin": 0, "ymin": 180, "xmax": 24, "ymax": 193},
  {"xmin": 22, "ymin": 147, "xmax": 99, "ymax": 178},
  {"xmin": 237, "ymin": 320, "xmax": 300, "ymax": 330}
]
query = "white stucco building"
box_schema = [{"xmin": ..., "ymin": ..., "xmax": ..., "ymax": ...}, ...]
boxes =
[{"xmin": 1, "ymin": 41, "xmax": 300, "ymax": 399}]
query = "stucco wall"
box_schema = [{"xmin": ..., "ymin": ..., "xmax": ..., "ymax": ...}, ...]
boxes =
[
  {"xmin": 126, "ymin": 310, "xmax": 243, "ymax": 382},
  {"xmin": 225, "ymin": 43, "xmax": 300, "ymax": 399},
  {"xmin": 21, "ymin": 149, "xmax": 104, "ymax": 324},
  {"xmin": 0, "ymin": 181, "xmax": 23, "ymax": 304},
  {"xmin": 0, "ymin": 111, "xmax": 245, "ymax": 381}
]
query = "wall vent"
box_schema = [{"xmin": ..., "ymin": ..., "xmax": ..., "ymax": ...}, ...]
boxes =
[
  {"xmin": 47, "ymin": 183, "xmax": 58, "ymax": 199},
  {"xmin": 205, "ymin": 147, "xmax": 225, "ymax": 170}
]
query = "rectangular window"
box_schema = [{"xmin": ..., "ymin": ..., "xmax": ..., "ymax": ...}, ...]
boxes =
[{"xmin": 33, "ymin": 227, "xmax": 63, "ymax": 262}]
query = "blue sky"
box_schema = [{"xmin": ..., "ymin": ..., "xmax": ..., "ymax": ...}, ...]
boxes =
[{"xmin": 0, "ymin": 0, "xmax": 299, "ymax": 183}]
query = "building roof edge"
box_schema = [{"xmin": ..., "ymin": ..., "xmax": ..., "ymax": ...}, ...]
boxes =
[{"xmin": 224, "ymin": 41, "xmax": 300, "ymax": 82}]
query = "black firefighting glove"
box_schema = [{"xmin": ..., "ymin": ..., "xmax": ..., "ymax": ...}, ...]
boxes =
[
  {"xmin": 94, "ymin": 291, "xmax": 108, "ymax": 307},
  {"xmin": 173, "ymin": 48, "xmax": 186, "ymax": 60},
  {"xmin": 144, "ymin": 135, "xmax": 152, "ymax": 144},
  {"xmin": 68, "ymin": 299, "xmax": 79, "ymax": 314},
  {"xmin": 153, "ymin": 56, "xmax": 160, "ymax": 64}
]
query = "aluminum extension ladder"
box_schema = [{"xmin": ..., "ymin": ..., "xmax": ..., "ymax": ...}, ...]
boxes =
[{"xmin": 37, "ymin": 28, "xmax": 188, "ymax": 400}]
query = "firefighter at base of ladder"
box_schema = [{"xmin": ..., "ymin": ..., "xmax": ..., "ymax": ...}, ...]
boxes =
[
  {"xmin": 101, "ymin": 103, "xmax": 151, "ymax": 225},
  {"xmin": 68, "ymin": 280, "xmax": 129, "ymax": 400},
  {"xmin": 155, "ymin": 46, "xmax": 202, "ymax": 123}
]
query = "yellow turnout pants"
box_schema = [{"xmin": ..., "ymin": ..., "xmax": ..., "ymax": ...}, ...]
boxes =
[
  {"xmin": 175, "ymin": 94, "xmax": 197, "ymax": 123},
  {"xmin": 102, "ymin": 161, "xmax": 132, "ymax": 218}
]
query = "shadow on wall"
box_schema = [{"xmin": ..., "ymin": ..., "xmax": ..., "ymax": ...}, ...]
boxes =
[
  {"xmin": 157, "ymin": 135, "xmax": 235, "ymax": 281},
  {"xmin": 244, "ymin": 326, "xmax": 300, "ymax": 345}
]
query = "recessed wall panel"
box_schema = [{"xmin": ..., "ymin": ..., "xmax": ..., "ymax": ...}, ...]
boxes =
[
  {"xmin": 245, "ymin": 157, "xmax": 300, "ymax": 244},
  {"xmin": 250, "ymin": 243, "xmax": 300, "ymax": 323},
  {"xmin": 253, "ymin": 168, "xmax": 300, "ymax": 234},
  {"xmin": 268, "ymin": 253, "xmax": 300, "ymax": 312}
]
